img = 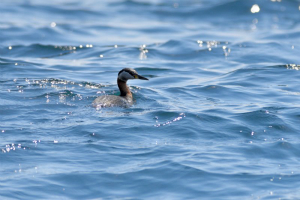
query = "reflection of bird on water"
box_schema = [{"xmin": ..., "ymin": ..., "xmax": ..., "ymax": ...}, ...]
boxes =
[{"xmin": 93, "ymin": 68, "xmax": 148, "ymax": 108}]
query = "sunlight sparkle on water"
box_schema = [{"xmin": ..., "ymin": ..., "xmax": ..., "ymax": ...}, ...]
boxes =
[
  {"xmin": 286, "ymin": 64, "xmax": 300, "ymax": 70},
  {"xmin": 139, "ymin": 44, "xmax": 148, "ymax": 59},
  {"xmin": 197, "ymin": 40, "xmax": 203, "ymax": 47},
  {"xmin": 251, "ymin": 4, "xmax": 260, "ymax": 13},
  {"xmin": 51, "ymin": 22, "xmax": 56, "ymax": 27},
  {"xmin": 154, "ymin": 113, "xmax": 185, "ymax": 127}
]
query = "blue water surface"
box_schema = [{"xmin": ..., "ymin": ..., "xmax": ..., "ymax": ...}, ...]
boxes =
[{"xmin": 1, "ymin": 0, "xmax": 300, "ymax": 199}]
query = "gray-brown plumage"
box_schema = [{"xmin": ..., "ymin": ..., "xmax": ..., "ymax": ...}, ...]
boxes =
[{"xmin": 93, "ymin": 68, "xmax": 148, "ymax": 108}]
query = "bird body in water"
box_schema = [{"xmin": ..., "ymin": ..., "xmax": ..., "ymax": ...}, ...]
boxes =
[{"xmin": 93, "ymin": 68, "xmax": 148, "ymax": 108}]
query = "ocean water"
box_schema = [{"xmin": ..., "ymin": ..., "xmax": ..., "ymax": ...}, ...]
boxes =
[{"xmin": 1, "ymin": 0, "xmax": 300, "ymax": 199}]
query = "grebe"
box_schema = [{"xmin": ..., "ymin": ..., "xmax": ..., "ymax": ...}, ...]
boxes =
[{"xmin": 92, "ymin": 68, "xmax": 148, "ymax": 108}]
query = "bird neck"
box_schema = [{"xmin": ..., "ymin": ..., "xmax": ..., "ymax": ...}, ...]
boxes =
[{"xmin": 117, "ymin": 78, "xmax": 132, "ymax": 98}]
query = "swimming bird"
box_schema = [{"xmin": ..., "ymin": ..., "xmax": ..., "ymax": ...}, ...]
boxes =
[{"xmin": 92, "ymin": 68, "xmax": 148, "ymax": 108}]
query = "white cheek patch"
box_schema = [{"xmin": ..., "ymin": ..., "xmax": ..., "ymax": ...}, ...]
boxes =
[{"xmin": 119, "ymin": 71, "xmax": 134, "ymax": 81}]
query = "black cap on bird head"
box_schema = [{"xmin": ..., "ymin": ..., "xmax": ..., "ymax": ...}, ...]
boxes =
[{"xmin": 118, "ymin": 68, "xmax": 148, "ymax": 82}]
